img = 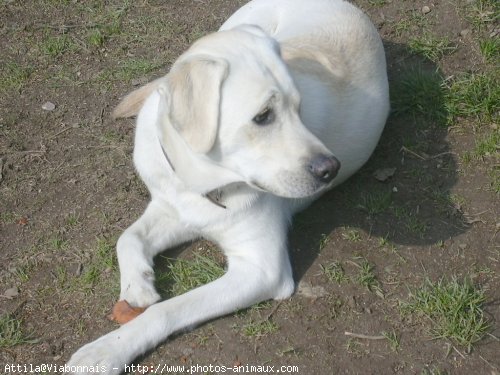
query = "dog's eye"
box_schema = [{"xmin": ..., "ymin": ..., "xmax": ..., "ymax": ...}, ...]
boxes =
[{"xmin": 252, "ymin": 107, "xmax": 274, "ymax": 126}]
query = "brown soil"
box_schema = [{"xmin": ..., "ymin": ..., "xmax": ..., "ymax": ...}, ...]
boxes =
[{"xmin": 1, "ymin": 1, "xmax": 498, "ymax": 374}]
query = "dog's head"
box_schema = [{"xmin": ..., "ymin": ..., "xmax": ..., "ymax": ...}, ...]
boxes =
[{"xmin": 157, "ymin": 25, "xmax": 340, "ymax": 198}]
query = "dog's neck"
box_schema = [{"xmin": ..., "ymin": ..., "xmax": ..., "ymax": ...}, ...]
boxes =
[{"xmin": 158, "ymin": 139, "xmax": 228, "ymax": 209}]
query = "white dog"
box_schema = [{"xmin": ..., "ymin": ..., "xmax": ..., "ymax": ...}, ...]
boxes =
[{"xmin": 67, "ymin": 0, "xmax": 389, "ymax": 372}]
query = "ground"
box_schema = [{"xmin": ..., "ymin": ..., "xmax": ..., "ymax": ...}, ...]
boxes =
[{"xmin": 0, "ymin": 0, "xmax": 499, "ymax": 374}]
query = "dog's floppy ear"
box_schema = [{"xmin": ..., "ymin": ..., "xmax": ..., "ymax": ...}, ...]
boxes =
[
  {"xmin": 112, "ymin": 77, "xmax": 165, "ymax": 119},
  {"xmin": 167, "ymin": 56, "xmax": 228, "ymax": 154}
]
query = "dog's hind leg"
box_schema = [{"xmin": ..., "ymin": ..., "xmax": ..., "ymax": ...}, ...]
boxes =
[{"xmin": 117, "ymin": 200, "xmax": 196, "ymax": 308}]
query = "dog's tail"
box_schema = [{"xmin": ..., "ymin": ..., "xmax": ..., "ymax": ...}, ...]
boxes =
[{"xmin": 112, "ymin": 77, "xmax": 165, "ymax": 119}]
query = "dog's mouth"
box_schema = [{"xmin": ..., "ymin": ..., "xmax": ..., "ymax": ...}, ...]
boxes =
[{"xmin": 247, "ymin": 173, "xmax": 331, "ymax": 199}]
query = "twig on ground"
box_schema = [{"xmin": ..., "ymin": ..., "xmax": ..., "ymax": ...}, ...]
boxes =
[
  {"xmin": 401, "ymin": 146, "xmax": 457, "ymax": 161},
  {"xmin": 47, "ymin": 127, "xmax": 71, "ymax": 140},
  {"xmin": 401, "ymin": 146, "xmax": 427, "ymax": 160},
  {"xmin": 344, "ymin": 331, "xmax": 386, "ymax": 340}
]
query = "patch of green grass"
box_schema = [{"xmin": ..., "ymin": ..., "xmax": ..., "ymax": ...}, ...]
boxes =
[
  {"xmin": 15, "ymin": 263, "xmax": 34, "ymax": 283},
  {"xmin": 383, "ymin": 330, "xmax": 401, "ymax": 352},
  {"xmin": 392, "ymin": 206, "xmax": 428, "ymax": 237},
  {"xmin": 430, "ymin": 189, "xmax": 465, "ymax": 216},
  {"xmin": 342, "ymin": 229, "xmax": 362, "ymax": 242},
  {"xmin": 390, "ymin": 69, "xmax": 447, "ymax": 125},
  {"xmin": 41, "ymin": 34, "xmax": 74, "ymax": 58},
  {"xmin": 460, "ymin": 128, "xmax": 499, "ymax": 192},
  {"xmin": 80, "ymin": 1, "xmax": 130, "ymax": 48},
  {"xmin": 96, "ymin": 237, "xmax": 116, "ymax": 269},
  {"xmin": 391, "ymin": 10, "xmax": 429, "ymax": 37},
  {"xmin": 420, "ymin": 368, "xmax": 447, "ymax": 375},
  {"xmin": 465, "ymin": 0, "xmax": 499, "ymax": 31},
  {"xmin": 354, "ymin": 258, "xmax": 384, "ymax": 298},
  {"xmin": 0, "ymin": 314, "xmax": 37, "ymax": 348},
  {"xmin": 378, "ymin": 234, "xmax": 390, "ymax": 247},
  {"xmin": 405, "ymin": 215, "xmax": 428, "ymax": 238},
  {"xmin": 115, "ymin": 58, "xmax": 162, "ymax": 82},
  {"xmin": 242, "ymin": 319, "xmax": 280, "ymax": 337},
  {"xmin": 97, "ymin": 58, "xmax": 162, "ymax": 84},
  {"xmin": 65, "ymin": 213, "xmax": 80, "ymax": 228},
  {"xmin": 444, "ymin": 72, "xmax": 499, "ymax": 125},
  {"xmin": 77, "ymin": 237, "xmax": 117, "ymax": 291},
  {"xmin": 479, "ymin": 38, "xmax": 500, "ymax": 63},
  {"xmin": 242, "ymin": 319, "xmax": 279, "ymax": 337},
  {"xmin": 80, "ymin": 264, "xmax": 101, "ymax": 289},
  {"xmin": 163, "ymin": 252, "xmax": 225, "ymax": 296},
  {"xmin": 379, "ymin": 240, "xmax": 407, "ymax": 265},
  {"xmin": 400, "ymin": 277, "xmax": 490, "ymax": 351},
  {"xmin": 357, "ymin": 189, "xmax": 392, "ymax": 216},
  {"xmin": 318, "ymin": 233, "xmax": 330, "ymax": 251},
  {"xmin": 474, "ymin": 129, "xmax": 499, "ymax": 159},
  {"xmin": 0, "ymin": 211, "xmax": 16, "ymax": 224},
  {"xmin": 187, "ymin": 25, "xmax": 206, "ymax": 44},
  {"xmin": 408, "ymin": 34, "xmax": 457, "ymax": 62},
  {"xmin": 55, "ymin": 266, "xmax": 69, "ymax": 288},
  {"xmin": 345, "ymin": 338, "xmax": 362, "ymax": 355},
  {"xmin": 87, "ymin": 28, "xmax": 106, "ymax": 47},
  {"xmin": 49, "ymin": 234, "xmax": 68, "ymax": 251},
  {"xmin": 471, "ymin": 130, "xmax": 500, "ymax": 192},
  {"xmin": 0, "ymin": 62, "xmax": 33, "ymax": 92},
  {"xmin": 321, "ymin": 261, "xmax": 348, "ymax": 283}
]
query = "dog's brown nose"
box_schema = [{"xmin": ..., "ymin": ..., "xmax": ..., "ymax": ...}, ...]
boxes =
[{"xmin": 308, "ymin": 154, "xmax": 341, "ymax": 183}]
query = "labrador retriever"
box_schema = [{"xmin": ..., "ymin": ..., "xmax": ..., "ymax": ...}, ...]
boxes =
[{"xmin": 67, "ymin": 0, "xmax": 389, "ymax": 372}]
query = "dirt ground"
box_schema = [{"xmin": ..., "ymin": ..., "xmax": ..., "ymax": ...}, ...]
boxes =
[{"xmin": 0, "ymin": 0, "xmax": 498, "ymax": 374}]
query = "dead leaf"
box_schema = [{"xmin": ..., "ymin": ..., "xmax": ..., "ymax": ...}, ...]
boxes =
[
  {"xmin": 108, "ymin": 300, "xmax": 147, "ymax": 324},
  {"xmin": 17, "ymin": 217, "xmax": 28, "ymax": 226}
]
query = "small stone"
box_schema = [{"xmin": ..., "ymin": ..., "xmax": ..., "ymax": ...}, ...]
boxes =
[
  {"xmin": 422, "ymin": 5, "xmax": 431, "ymax": 14},
  {"xmin": 392, "ymin": 186, "xmax": 398, "ymax": 193},
  {"xmin": 131, "ymin": 78, "xmax": 147, "ymax": 86},
  {"xmin": 181, "ymin": 347, "xmax": 194, "ymax": 357},
  {"xmin": 460, "ymin": 29, "xmax": 471, "ymax": 37},
  {"xmin": 42, "ymin": 101, "xmax": 56, "ymax": 111},
  {"xmin": 297, "ymin": 281, "xmax": 327, "ymax": 299},
  {"xmin": 347, "ymin": 295, "xmax": 357, "ymax": 309},
  {"xmin": 458, "ymin": 243, "xmax": 467, "ymax": 250},
  {"xmin": 4, "ymin": 286, "xmax": 19, "ymax": 298},
  {"xmin": 373, "ymin": 167, "xmax": 396, "ymax": 182}
]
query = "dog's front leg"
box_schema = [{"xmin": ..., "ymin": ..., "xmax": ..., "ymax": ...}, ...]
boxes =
[
  {"xmin": 117, "ymin": 200, "xmax": 196, "ymax": 307},
  {"xmin": 67, "ymin": 217, "xmax": 295, "ymax": 374}
]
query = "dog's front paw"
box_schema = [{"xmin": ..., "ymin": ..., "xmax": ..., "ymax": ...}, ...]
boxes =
[
  {"xmin": 120, "ymin": 269, "xmax": 161, "ymax": 307},
  {"xmin": 66, "ymin": 332, "xmax": 130, "ymax": 374}
]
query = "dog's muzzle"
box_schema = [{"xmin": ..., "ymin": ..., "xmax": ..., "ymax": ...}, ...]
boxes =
[{"xmin": 308, "ymin": 154, "xmax": 341, "ymax": 184}]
